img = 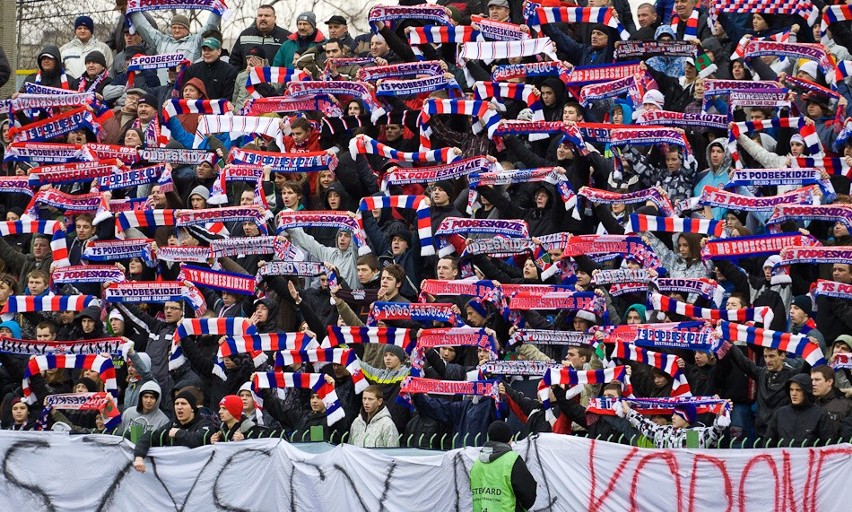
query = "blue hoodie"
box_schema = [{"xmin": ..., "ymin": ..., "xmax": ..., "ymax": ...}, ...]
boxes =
[{"xmin": 0, "ymin": 320, "xmax": 22, "ymax": 338}]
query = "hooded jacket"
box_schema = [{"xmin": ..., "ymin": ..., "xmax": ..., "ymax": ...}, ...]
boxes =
[
  {"xmin": 119, "ymin": 380, "xmax": 170, "ymax": 433},
  {"xmin": 285, "ymin": 227, "xmax": 359, "ymax": 289},
  {"xmin": 693, "ymin": 138, "xmax": 733, "ymax": 218},
  {"xmin": 471, "ymin": 441, "xmax": 538, "ymax": 512},
  {"xmin": 815, "ymin": 388, "xmax": 852, "ymax": 436},
  {"xmin": 181, "ymin": 58, "xmax": 238, "ymax": 101},
  {"xmin": 74, "ymin": 306, "xmax": 105, "ymax": 340},
  {"xmin": 764, "ymin": 374, "xmax": 835, "ymax": 444},
  {"xmin": 21, "ymin": 46, "xmax": 79, "ymax": 91},
  {"xmin": 133, "ymin": 405, "xmax": 217, "ymax": 458}
]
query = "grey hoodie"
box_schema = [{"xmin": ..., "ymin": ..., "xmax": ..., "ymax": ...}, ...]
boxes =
[{"xmin": 119, "ymin": 381, "xmax": 170, "ymax": 434}]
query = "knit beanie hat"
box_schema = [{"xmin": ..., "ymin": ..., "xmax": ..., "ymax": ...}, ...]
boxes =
[
  {"xmin": 189, "ymin": 185, "xmax": 210, "ymax": 201},
  {"xmin": 175, "ymin": 390, "xmax": 199, "ymax": 412},
  {"xmin": 466, "ymin": 298, "xmax": 489, "ymax": 319},
  {"xmin": 219, "ymin": 395, "xmax": 244, "ymax": 419},
  {"xmin": 75, "ymin": 16, "xmax": 94, "ymax": 32},
  {"xmin": 171, "ymin": 15, "xmax": 191, "ymax": 30},
  {"xmin": 85, "ymin": 51, "xmax": 107, "ymax": 68},
  {"xmin": 673, "ymin": 403, "xmax": 697, "ymax": 425},
  {"xmin": 297, "ymin": 12, "xmax": 317, "ymax": 29},
  {"xmin": 487, "ymin": 420, "xmax": 513, "ymax": 443},
  {"xmin": 433, "ymin": 179, "xmax": 455, "ymax": 198},
  {"xmin": 384, "ymin": 344, "xmax": 407, "ymax": 362},
  {"xmin": 791, "ymin": 295, "xmax": 812, "ymax": 317}
]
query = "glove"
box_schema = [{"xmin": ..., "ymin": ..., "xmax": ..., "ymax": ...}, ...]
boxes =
[
  {"xmin": 614, "ymin": 399, "xmax": 626, "ymax": 418},
  {"xmin": 716, "ymin": 410, "xmax": 731, "ymax": 428}
]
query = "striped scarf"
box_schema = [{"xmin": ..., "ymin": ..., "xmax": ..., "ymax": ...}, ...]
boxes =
[
  {"xmin": 105, "ymin": 281, "xmax": 206, "ymax": 316},
  {"xmin": 718, "ymin": 321, "xmax": 826, "ymax": 366},
  {"xmin": 1, "ymin": 294, "xmax": 97, "ymax": 314},
  {"xmin": 380, "ymin": 156, "xmax": 490, "ymax": 192},
  {"xmin": 812, "ymin": 279, "xmax": 852, "ymax": 300},
  {"xmin": 171, "ymin": 317, "xmax": 257, "ymax": 371},
  {"xmin": 357, "ymin": 195, "xmax": 434, "ymax": 256},
  {"xmin": 615, "ymin": 342, "xmax": 692, "ymax": 396},
  {"xmin": 698, "ymin": 185, "xmax": 815, "ymax": 212},
  {"xmin": 792, "ymin": 157, "xmax": 852, "ymax": 179},
  {"xmin": 458, "ymin": 38, "xmax": 558, "ymax": 63},
  {"xmin": 473, "ymin": 82, "xmax": 544, "ymax": 122},
  {"xmin": 34, "ymin": 70, "xmax": 70, "ymax": 90},
  {"xmin": 609, "ymin": 126, "xmax": 691, "ymax": 181},
  {"xmin": 192, "ymin": 115, "xmax": 282, "ymax": 150},
  {"xmin": 176, "ymin": 206, "xmax": 267, "ymax": 234},
  {"xmin": 491, "ymin": 61, "xmax": 571, "ymax": 84},
  {"xmin": 768, "ymin": 204, "xmax": 852, "ymax": 231},
  {"xmin": 508, "ymin": 292, "xmax": 605, "ymax": 319},
  {"xmin": 540, "ymin": 232, "xmax": 662, "ymax": 268},
  {"xmin": 368, "ymin": 4, "xmax": 451, "ymax": 27},
  {"xmin": 628, "ymin": 214, "xmax": 725, "ymax": 237},
  {"xmin": 9, "ymin": 107, "xmax": 100, "ymax": 143},
  {"xmin": 710, "ymin": 0, "xmax": 820, "ymax": 27},
  {"xmin": 211, "ymin": 236, "xmax": 292, "ymax": 260},
  {"xmin": 126, "ymin": 0, "xmax": 227, "ymax": 14},
  {"xmin": 241, "ymin": 96, "xmax": 341, "ymax": 117},
  {"xmin": 23, "ymin": 354, "xmax": 117, "ymax": 404},
  {"xmin": 578, "ymin": 186, "xmax": 675, "ymax": 217},
  {"xmin": 228, "ymin": 147, "xmax": 337, "ymax": 173},
  {"xmin": 479, "ymin": 360, "xmax": 563, "ymax": 377},
  {"xmin": 245, "ymin": 67, "xmax": 311, "ymax": 98},
  {"xmin": 462, "ymin": 238, "xmax": 535, "ymax": 258},
  {"xmin": 418, "ymin": 279, "xmax": 506, "ymax": 307},
  {"xmin": 349, "ymin": 135, "xmax": 460, "ymax": 164},
  {"xmin": 701, "ymin": 233, "xmax": 819, "ymax": 261},
  {"xmin": 833, "ymin": 353, "xmax": 852, "ymax": 370},
  {"xmin": 82, "ymin": 238, "xmax": 155, "ymax": 265},
  {"xmin": 470, "ymin": 15, "xmax": 528, "ymax": 41},
  {"xmin": 0, "ymin": 337, "xmax": 128, "ymax": 357},
  {"xmin": 276, "ymin": 210, "xmax": 369, "ymax": 255},
  {"xmin": 51, "ymin": 265, "xmax": 125, "ymax": 285},
  {"xmin": 579, "ymin": 73, "xmax": 648, "ymax": 108},
  {"xmin": 419, "ymin": 99, "xmax": 501, "ymax": 149},
  {"xmin": 742, "ymin": 40, "xmax": 836, "ymax": 79},
  {"xmin": 156, "ymin": 246, "xmax": 213, "ymax": 265},
  {"xmin": 178, "ymin": 264, "xmax": 256, "ymax": 296},
  {"xmin": 564, "ymin": 62, "xmax": 642, "ymax": 87},
  {"xmin": 509, "ymin": 328, "xmax": 596, "ymax": 349},
  {"xmin": 220, "ymin": 333, "xmax": 317, "ymax": 361},
  {"xmin": 83, "ymin": 143, "xmax": 141, "ymax": 164},
  {"xmin": 209, "ymin": 164, "xmax": 264, "ymax": 206},
  {"xmin": 7, "ymin": 92, "xmax": 93, "ymax": 111},
  {"xmin": 367, "ymin": 302, "xmax": 461, "ymax": 327},
  {"xmin": 729, "ymin": 117, "xmax": 820, "ymax": 167},
  {"xmin": 649, "ymin": 292, "xmax": 774, "ymax": 326},
  {"xmin": 615, "ymin": 41, "xmax": 697, "ymax": 60},
  {"xmin": 467, "ymin": 167, "xmax": 578, "ymax": 217},
  {"xmin": 25, "ymin": 189, "xmax": 111, "ymax": 225},
  {"xmin": 0, "ymin": 220, "xmax": 70, "ymax": 267},
  {"xmin": 286, "ymin": 81, "xmax": 384, "ymax": 121},
  {"xmin": 670, "ymin": 8, "xmax": 700, "ymax": 42},
  {"xmin": 728, "ymin": 89, "xmax": 790, "ymax": 109},
  {"xmin": 0, "ymin": 176, "xmax": 33, "ymax": 197},
  {"xmin": 726, "ymin": 168, "xmax": 830, "ymax": 191},
  {"xmin": 96, "ymin": 164, "xmax": 171, "ymax": 192},
  {"xmin": 531, "ymin": 6, "xmax": 630, "ymax": 40},
  {"xmin": 411, "ymin": 327, "xmax": 496, "ymax": 375},
  {"xmin": 636, "ymin": 110, "xmax": 728, "ymax": 130},
  {"xmin": 77, "ymin": 69, "xmax": 109, "ymax": 93},
  {"xmin": 162, "ymin": 99, "xmax": 231, "ymax": 122},
  {"xmin": 435, "ymin": 217, "xmax": 529, "ymax": 257},
  {"xmin": 357, "ymin": 61, "xmax": 444, "ymax": 82},
  {"xmin": 251, "ymin": 371, "xmax": 345, "ymax": 425},
  {"xmin": 322, "ymin": 326, "xmax": 414, "ymax": 353},
  {"xmin": 275, "ymin": 348, "xmax": 367, "ymax": 393},
  {"xmin": 588, "ymin": 396, "xmax": 730, "ymax": 416},
  {"xmin": 538, "ymin": 366, "xmax": 627, "ymax": 423},
  {"xmin": 115, "ymin": 209, "xmax": 176, "ymax": 236},
  {"xmin": 781, "ymin": 246, "xmax": 852, "ymax": 266},
  {"xmin": 375, "ymin": 75, "xmax": 461, "ymax": 98},
  {"xmin": 406, "ymin": 26, "xmax": 481, "ymax": 45},
  {"xmin": 3, "ymin": 142, "xmax": 89, "ymax": 163}
]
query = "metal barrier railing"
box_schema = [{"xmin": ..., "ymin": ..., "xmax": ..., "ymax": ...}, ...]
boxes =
[{"xmin": 96, "ymin": 427, "xmax": 852, "ymax": 450}]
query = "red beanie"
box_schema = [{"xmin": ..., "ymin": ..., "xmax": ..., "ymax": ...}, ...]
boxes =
[{"xmin": 219, "ymin": 395, "xmax": 243, "ymax": 420}]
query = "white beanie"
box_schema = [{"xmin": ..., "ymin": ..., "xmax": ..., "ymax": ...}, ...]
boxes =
[
  {"xmin": 108, "ymin": 309, "xmax": 124, "ymax": 322},
  {"xmin": 642, "ymin": 89, "xmax": 665, "ymax": 109},
  {"xmin": 798, "ymin": 61, "xmax": 818, "ymax": 80}
]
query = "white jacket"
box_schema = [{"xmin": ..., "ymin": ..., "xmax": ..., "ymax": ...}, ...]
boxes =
[
  {"xmin": 349, "ymin": 406, "xmax": 399, "ymax": 448},
  {"xmin": 59, "ymin": 38, "xmax": 113, "ymax": 79}
]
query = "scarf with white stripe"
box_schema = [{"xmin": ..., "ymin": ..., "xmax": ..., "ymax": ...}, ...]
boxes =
[
  {"xmin": 435, "ymin": 217, "xmax": 529, "ymax": 257},
  {"xmin": 51, "ymin": 265, "xmax": 125, "ymax": 285},
  {"xmin": 649, "ymin": 292, "xmax": 774, "ymax": 327},
  {"xmin": 24, "ymin": 189, "xmax": 111, "ymax": 225},
  {"xmin": 768, "ymin": 204, "xmax": 852, "ymax": 232},
  {"xmin": 614, "ymin": 343, "xmax": 691, "ymax": 396},
  {"xmin": 105, "ymin": 281, "xmax": 206, "ymax": 316},
  {"xmin": 418, "ymin": 99, "xmax": 501, "ymax": 149},
  {"xmin": 251, "ymin": 371, "xmax": 345, "ymax": 425},
  {"xmin": 698, "ymin": 185, "xmax": 816, "ymax": 212},
  {"xmin": 718, "ymin": 321, "xmax": 825, "ymax": 366},
  {"xmin": 0, "ymin": 220, "xmax": 70, "ymax": 267},
  {"xmin": 627, "ymin": 214, "xmax": 725, "ymax": 237},
  {"xmin": 578, "ymin": 186, "xmax": 675, "ymax": 217},
  {"xmin": 467, "ymin": 167, "xmax": 578, "ymax": 217},
  {"xmin": 538, "ymin": 366, "xmax": 628, "ymax": 423},
  {"xmin": 530, "ymin": 6, "xmax": 630, "ymax": 40},
  {"xmin": 245, "ymin": 67, "xmax": 311, "ymax": 98},
  {"xmin": 322, "ymin": 326, "xmax": 414, "ymax": 353},
  {"xmin": 22, "ymin": 354, "xmax": 117, "ymax": 405},
  {"xmin": 780, "ymin": 246, "xmax": 852, "ymax": 266},
  {"xmin": 701, "ymin": 233, "xmax": 820, "ymax": 260},
  {"xmin": 458, "ymin": 38, "xmax": 558, "ymax": 63},
  {"xmin": 357, "ymin": 195, "xmax": 434, "ymax": 256},
  {"xmin": 380, "ymin": 156, "xmax": 490, "ymax": 192},
  {"xmin": 349, "ymin": 135, "xmax": 461, "ymax": 164}
]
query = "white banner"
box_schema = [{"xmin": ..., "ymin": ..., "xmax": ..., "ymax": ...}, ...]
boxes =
[{"xmin": 0, "ymin": 432, "xmax": 849, "ymax": 511}]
